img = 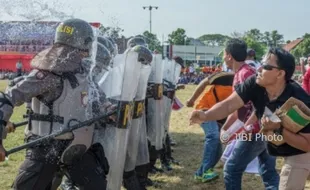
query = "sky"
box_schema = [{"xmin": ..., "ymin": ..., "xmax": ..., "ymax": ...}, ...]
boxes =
[{"xmin": 1, "ymin": 0, "xmax": 309, "ymax": 42}]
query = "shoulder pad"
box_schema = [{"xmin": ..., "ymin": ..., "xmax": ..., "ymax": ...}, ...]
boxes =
[
  {"xmin": 28, "ymin": 69, "xmax": 49, "ymax": 80},
  {"xmin": 8, "ymin": 76, "xmax": 25, "ymax": 87},
  {"xmin": 35, "ymin": 71, "xmax": 48, "ymax": 80}
]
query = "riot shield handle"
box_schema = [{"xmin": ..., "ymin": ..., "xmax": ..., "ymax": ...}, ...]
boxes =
[{"xmin": 146, "ymin": 83, "xmax": 163, "ymax": 100}]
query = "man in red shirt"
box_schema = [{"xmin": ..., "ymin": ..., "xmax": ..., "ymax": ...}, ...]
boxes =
[
  {"xmin": 301, "ymin": 56, "xmax": 310, "ymax": 94},
  {"xmin": 221, "ymin": 43, "xmax": 260, "ymax": 135},
  {"xmin": 191, "ymin": 39, "xmax": 279, "ymax": 190}
]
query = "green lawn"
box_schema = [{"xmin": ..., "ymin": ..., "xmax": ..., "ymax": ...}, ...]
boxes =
[
  {"xmin": 0, "ymin": 81, "xmax": 309, "ymax": 190},
  {"xmin": 0, "ymin": 80, "xmax": 27, "ymax": 189}
]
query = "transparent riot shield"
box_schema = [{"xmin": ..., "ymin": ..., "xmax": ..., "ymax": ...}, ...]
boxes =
[
  {"xmin": 135, "ymin": 113, "xmax": 150, "ymax": 166},
  {"xmin": 124, "ymin": 64, "xmax": 151, "ymax": 172},
  {"xmin": 97, "ymin": 48, "xmax": 141, "ymax": 190},
  {"xmin": 162, "ymin": 59, "xmax": 176, "ymax": 134},
  {"xmin": 162, "ymin": 59, "xmax": 183, "ymax": 135},
  {"xmin": 147, "ymin": 54, "xmax": 164, "ymax": 150}
]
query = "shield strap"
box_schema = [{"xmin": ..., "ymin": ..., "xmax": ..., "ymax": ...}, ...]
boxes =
[
  {"xmin": 163, "ymin": 79, "xmax": 176, "ymax": 100},
  {"xmin": 147, "ymin": 83, "xmax": 163, "ymax": 100}
]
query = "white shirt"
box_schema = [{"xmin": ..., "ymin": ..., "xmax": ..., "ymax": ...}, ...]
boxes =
[
  {"xmin": 222, "ymin": 63, "xmax": 232, "ymax": 72},
  {"xmin": 189, "ymin": 66, "xmax": 195, "ymax": 73}
]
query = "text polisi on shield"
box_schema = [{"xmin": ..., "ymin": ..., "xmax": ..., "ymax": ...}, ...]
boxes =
[
  {"xmin": 133, "ymin": 100, "xmax": 145, "ymax": 119},
  {"xmin": 152, "ymin": 84, "xmax": 163, "ymax": 100},
  {"xmin": 116, "ymin": 101, "xmax": 134, "ymax": 129}
]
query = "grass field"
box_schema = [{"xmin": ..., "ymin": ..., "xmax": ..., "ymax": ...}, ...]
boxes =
[{"xmin": 0, "ymin": 81, "xmax": 309, "ymax": 190}]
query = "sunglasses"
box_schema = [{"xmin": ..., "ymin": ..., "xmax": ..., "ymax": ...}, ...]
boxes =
[{"xmin": 261, "ymin": 64, "xmax": 281, "ymax": 71}]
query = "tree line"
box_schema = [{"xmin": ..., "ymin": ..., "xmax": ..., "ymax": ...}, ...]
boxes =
[{"xmin": 100, "ymin": 26, "xmax": 310, "ymax": 61}]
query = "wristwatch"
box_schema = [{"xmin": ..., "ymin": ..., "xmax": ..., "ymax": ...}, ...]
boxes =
[
  {"xmin": 278, "ymin": 126, "xmax": 284, "ymax": 136},
  {"xmin": 275, "ymin": 126, "xmax": 284, "ymax": 136}
]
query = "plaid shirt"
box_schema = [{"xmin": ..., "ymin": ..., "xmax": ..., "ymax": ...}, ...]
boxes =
[{"xmin": 233, "ymin": 63, "xmax": 260, "ymax": 133}]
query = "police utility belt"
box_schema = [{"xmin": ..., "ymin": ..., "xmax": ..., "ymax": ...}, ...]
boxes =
[{"xmin": 24, "ymin": 107, "xmax": 64, "ymax": 132}]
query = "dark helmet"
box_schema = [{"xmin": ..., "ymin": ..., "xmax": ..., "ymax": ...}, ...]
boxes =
[
  {"xmin": 106, "ymin": 37, "xmax": 116, "ymax": 45},
  {"xmin": 132, "ymin": 45, "xmax": 153, "ymax": 65},
  {"xmin": 54, "ymin": 18, "xmax": 94, "ymax": 51},
  {"xmin": 105, "ymin": 37, "xmax": 118, "ymax": 55},
  {"xmin": 97, "ymin": 36, "xmax": 115, "ymax": 56},
  {"xmin": 96, "ymin": 42, "xmax": 111, "ymax": 69},
  {"xmin": 127, "ymin": 37, "xmax": 147, "ymax": 49},
  {"xmin": 173, "ymin": 56, "xmax": 185, "ymax": 68}
]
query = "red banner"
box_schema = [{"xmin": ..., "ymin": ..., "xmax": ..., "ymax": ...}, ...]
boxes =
[{"xmin": 0, "ymin": 54, "xmax": 34, "ymax": 71}]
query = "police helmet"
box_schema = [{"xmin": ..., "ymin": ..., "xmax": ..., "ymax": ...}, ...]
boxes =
[{"xmin": 55, "ymin": 18, "xmax": 94, "ymax": 52}]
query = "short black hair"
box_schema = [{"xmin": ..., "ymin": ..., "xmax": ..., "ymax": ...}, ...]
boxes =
[
  {"xmin": 268, "ymin": 48, "xmax": 295, "ymax": 81},
  {"xmin": 225, "ymin": 38, "xmax": 247, "ymax": 62}
]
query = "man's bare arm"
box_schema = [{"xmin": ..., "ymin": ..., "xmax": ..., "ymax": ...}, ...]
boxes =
[
  {"xmin": 301, "ymin": 60, "xmax": 306, "ymax": 75},
  {"xmin": 221, "ymin": 111, "xmax": 238, "ymax": 130},
  {"xmin": 282, "ymin": 129, "xmax": 310, "ymax": 152}
]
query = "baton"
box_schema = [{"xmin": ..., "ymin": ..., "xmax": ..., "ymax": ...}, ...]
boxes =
[
  {"xmin": 12, "ymin": 121, "xmax": 28, "ymax": 129},
  {"xmin": 5, "ymin": 110, "xmax": 116, "ymax": 156}
]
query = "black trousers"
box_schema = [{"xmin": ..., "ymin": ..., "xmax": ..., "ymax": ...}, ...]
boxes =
[
  {"xmin": 160, "ymin": 134, "xmax": 172, "ymax": 163},
  {"xmin": 148, "ymin": 140, "xmax": 158, "ymax": 168},
  {"xmin": 12, "ymin": 136, "xmax": 108, "ymax": 190}
]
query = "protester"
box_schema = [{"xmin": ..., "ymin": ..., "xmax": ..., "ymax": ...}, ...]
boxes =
[
  {"xmin": 220, "ymin": 39, "xmax": 279, "ymax": 190},
  {"xmin": 245, "ymin": 49, "xmax": 261, "ymax": 70},
  {"xmin": 190, "ymin": 47, "xmax": 310, "ymax": 190},
  {"xmin": 301, "ymin": 56, "xmax": 310, "ymax": 94},
  {"xmin": 186, "ymin": 71, "xmax": 234, "ymax": 182}
]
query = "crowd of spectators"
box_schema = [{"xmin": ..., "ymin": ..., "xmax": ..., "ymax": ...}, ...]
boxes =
[
  {"xmin": 178, "ymin": 72, "xmax": 208, "ymax": 84},
  {"xmin": 0, "ymin": 43, "xmax": 52, "ymax": 53},
  {"xmin": 178, "ymin": 64, "xmax": 222, "ymax": 84},
  {"xmin": 0, "ymin": 69, "xmax": 28, "ymax": 80},
  {"xmin": 0, "ymin": 21, "xmax": 56, "ymax": 53}
]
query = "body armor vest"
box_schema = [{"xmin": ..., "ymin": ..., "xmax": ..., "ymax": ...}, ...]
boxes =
[{"xmin": 26, "ymin": 72, "xmax": 95, "ymax": 164}]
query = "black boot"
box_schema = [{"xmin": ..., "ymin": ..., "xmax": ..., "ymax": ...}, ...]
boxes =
[
  {"xmin": 51, "ymin": 170, "xmax": 65, "ymax": 190},
  {"xmin": 59, "ymin": 177, "xmax": 78, "ymax": 190},
  {"xmin": 123, "ymin": 170, "xmax": 141, "ymax": 190},
  {"xmin": 148, "ymin": 142, "xmax": 163, "ymax": 174},
  {"xmin": 165, "ymin": 134, "xmax": 180, "ymax": 165},
  {"xmin": 135, "ymin": 164, "xmax": 149, "ymax": 190},
  {"xmin": 135, "ymin": 164, "xmax": 161, "ymax": 189},
  {"xmin": 160, "ymin": 146, "xmax": 172, "ymax": 171},
  {"xmin": 168, "ymin": 134, "xmax": 177, "ymax": 146}
]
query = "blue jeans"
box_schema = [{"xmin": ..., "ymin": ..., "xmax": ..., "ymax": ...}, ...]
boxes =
[
  {"xmin": 224, "ymin": 134, "xmax": 279, "ymax": 190},
  {"xmin": 196, "ymin": 121, "xmax": 222, "ymax": 176}
]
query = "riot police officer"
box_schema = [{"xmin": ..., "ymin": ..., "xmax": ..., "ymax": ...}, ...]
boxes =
[
  {"xmin": 0, "ymin": 18, "xmax": 111, "ymax": 190},
  {"xmin": 59, "ymin": 41, "xmax": 113, "ymax": 190}
]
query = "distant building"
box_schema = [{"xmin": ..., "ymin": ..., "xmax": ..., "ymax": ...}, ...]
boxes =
[
  {"xmin": 187, "ymin": 38, "xmax": 205, "ymax": 46},
  {"xmin": 116, "ymin": 36, "xmax": 224, "ymax": 66},
  {"xmin": 167, "ymin": 45, "xmax": 223, "ymax": 66},
  {"xmin": 282, "ymin": 38, "xmax": 304, "ymax": 52}
]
